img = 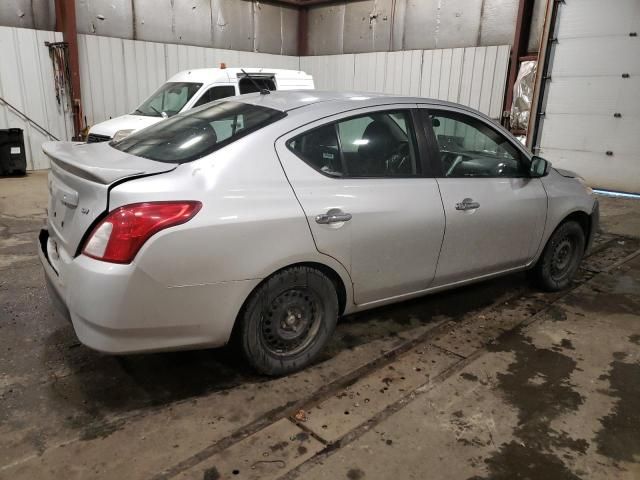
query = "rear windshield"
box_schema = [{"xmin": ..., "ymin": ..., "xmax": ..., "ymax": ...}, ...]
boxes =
[{"xmin": 111, "ymin": 101, "xmax": 285, "ymax": 163}]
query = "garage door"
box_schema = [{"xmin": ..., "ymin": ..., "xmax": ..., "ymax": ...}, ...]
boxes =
[{"xmin": 537, "ymin": 0, "xmax": 640, "ymax": 193}]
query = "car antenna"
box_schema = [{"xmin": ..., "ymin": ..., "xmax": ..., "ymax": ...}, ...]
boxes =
[{"xmin": 241, "ymin": 69, "xmax": 270, "ymax": 95}]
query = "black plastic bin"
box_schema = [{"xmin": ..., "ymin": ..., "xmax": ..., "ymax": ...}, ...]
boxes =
[{"xmin": 0, "ymin": 128, "xmax": 27, "ymax": 175}]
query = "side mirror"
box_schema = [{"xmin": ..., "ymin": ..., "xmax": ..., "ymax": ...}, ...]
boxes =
[{"xmin": 530, "ymin": 156, "xmax": 551, "ymax": 178}]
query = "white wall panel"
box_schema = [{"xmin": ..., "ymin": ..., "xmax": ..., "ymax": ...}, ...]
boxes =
[
  {"xmin": 0, "ymin": 26, "xmax": 72, "ymax": 170},
  {"xmin": 353, "ymin": 52, "xmax": 386, "ymax": 92},
  {"xmin": 304, "ymin": 45, "xmax": 510, "ymax": 120}
]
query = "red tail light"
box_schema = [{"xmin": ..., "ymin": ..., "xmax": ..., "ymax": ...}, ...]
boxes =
[{"xmin": 82, "ymin": 201, "xmax": 202, "ymax": 264}]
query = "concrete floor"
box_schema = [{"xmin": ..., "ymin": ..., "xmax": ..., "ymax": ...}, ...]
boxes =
[{"xmin": 1, "ymin": 171, "xmax": 639, "ymax": 479}]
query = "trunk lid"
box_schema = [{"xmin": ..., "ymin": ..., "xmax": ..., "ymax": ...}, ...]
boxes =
[{"xmin": 43, "ymin": 141, "xmax": 175, "ymax": 256}]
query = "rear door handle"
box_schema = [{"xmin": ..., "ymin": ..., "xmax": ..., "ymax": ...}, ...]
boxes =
[
  {"xmin": 455, "ymin": 198, "xmax": 480, "ymax": 211},
  {"xmin": 315, "ymin": 209, "xmax": 352, "ymax": 224}
]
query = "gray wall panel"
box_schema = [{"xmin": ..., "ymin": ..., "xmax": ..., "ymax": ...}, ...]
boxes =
[
  {"xmin": 280, "ymin": 5, "xmax": 299, "ymax": 56},
  {"xmin": 0, "ymin": 0, "xmax": 546, "ymax": 56},
  {"xmin": 436, "ymin": 0, "xmax": 482, "ymax": 48},
  {"xmin": 76, "ymin": 0, "xmax": 134, "ymax": 38},
  {"xmin": 478, "ymin": 0, "xmax": 518, "ymax": 46},
  {"xmin": 173, "ymin": 0, "xmax": 213, "ymax": 47},
  {"xmin": 308, "ymin": 4, "xmax": 345, "ymax": 55},
  {"xmin": 212, "ymin": 0, "xmax": 254, "ymax": 51},
  {"xmin": 402, "ymin": 0, "xmax": 438, "ymax": 50},
  {"xmin": 342, "ymin": 0, "xmax": 393, "ymax": 54},
  {"xmin": 0, "ymin": 0, "xmax": 298, "ymax": 55},
  {"xmin": 308, "ymin": 0, "xmax": 546, "ymax": 54},
  {"xmin": 527, "ymin": 0, "xmax": 546, "ymax": 52},
  {"xmin": 254, "ymin": 2, "xmax": 283, "ymax": 54},
  {"xmin": 0, "ymin": 0, "xmax": 55, "ymax": 30},
  {"xmin": 131, "ymin": 0, "xmax": 173, "ymax": 44}
]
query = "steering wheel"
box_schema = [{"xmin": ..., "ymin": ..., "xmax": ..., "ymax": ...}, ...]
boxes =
[
  {"xmin": 387, "ymin": 142, "xmax": 410, "ymax": 174},
  {"xmin": 445, "ymin": 154, "xmax": 465, "ymax": 177}
]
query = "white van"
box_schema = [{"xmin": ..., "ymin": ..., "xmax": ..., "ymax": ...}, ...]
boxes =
[{"xmin": 86, "ymin": 67, "xmax": 314, "ymax": 142}]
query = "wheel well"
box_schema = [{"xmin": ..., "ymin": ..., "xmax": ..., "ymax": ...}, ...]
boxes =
[
  {"xmin": 562, "ymin": 211, "xmax": 591, "ymax": 247},
  {"xmin": 295, "ymin": 262, "xmax": 348, "ymax": 315},
  {"xmin": 236, "ymin": 262, "xmax": 348, "ymax": 321}
]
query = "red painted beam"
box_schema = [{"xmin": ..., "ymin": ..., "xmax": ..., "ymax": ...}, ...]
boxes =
[
  {"xmin": 297, "ymin": 7, "xmax": 309, "ymax": 56},
  {"xmin": 56, "ymin": 0, "xmax": 83, "ymax": 140},
  {"xmin": 504, "ymin": 0, "xmax": 536, "ymax": 127}
]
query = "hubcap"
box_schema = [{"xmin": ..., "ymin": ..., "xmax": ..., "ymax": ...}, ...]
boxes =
[
  {"xmin": 551, "ymin": 235, "xmax": 576, "ymax": 279},
  {"xmin": 261, "ymin": 288, "xmax": 323, "ymax": 355}
]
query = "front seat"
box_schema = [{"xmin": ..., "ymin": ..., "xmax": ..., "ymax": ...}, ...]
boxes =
[{"xmin": 355, "ymin": 121, "xmax": 396, "ymax": 176}]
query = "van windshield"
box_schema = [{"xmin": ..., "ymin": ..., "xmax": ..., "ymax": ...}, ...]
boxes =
[
  {"xmin": 133, "ymin": 82, "xmax": 203, "ymax": 117},
  {"xmin": 112, "ymin": 101, "xmax": 286, "ymax": 163}
]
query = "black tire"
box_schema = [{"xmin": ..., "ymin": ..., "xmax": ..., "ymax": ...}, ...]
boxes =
[
  {"xmin": 532, "ymin": 220, "xmax": 585, "ymax": 292},
  {"xmin": 238, "ymin": 266, "xmax": 338, "ymax": 376}
]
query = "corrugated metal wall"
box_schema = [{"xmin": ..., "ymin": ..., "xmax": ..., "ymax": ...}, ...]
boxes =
[
  {"xmin": 0, "ymin": 26, "xmax": 73, "ymax": 170},
  {"xmin": 306, "ymin": 0, "xmax": 545, "ymax": 55},
  {"xmin": 301, "ymin": 45, "xmax": 510, "ymax": 120},
  {"xmin": 78, "ymin": 34, "xmax": 300, "ymax": 128},
  {"xmin": 0, "ymin": 1, "xmax": 299, "ymax": 56},
  {"xmin": 0, "ymin": 1, "xmax": 544, "ymax": 57},
  {"xmin": 0, "ymin": 25, "xmax": 510, "ymax": 171}
]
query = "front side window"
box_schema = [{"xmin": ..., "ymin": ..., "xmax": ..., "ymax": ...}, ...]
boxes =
[
  {"xmin": 287, "ymin": 110, "xmax": 419, "ymax": 178},
  {"xmin": 192, "ymin": 85, "xmax": 237, "ymax": 108},
  {"xmin": 113, "ymin": 101, "xmax": 285, "ymax": 163},
  {"xmin": 428, "ymin": 110, "xmax": 526, "ymax": 178},
  {"xmin": 134, "ymin": 82, "xmax": 203, "ymax": 117}
]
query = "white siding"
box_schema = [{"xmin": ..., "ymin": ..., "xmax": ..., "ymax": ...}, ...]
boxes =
[
  {"xmin": 301, "ymin": 45, "xmax": 511, "ymax": 120},
  {"xmin": 537, "ymin": 0, "xmax": 640, "ymax": 193},
  {"xmin": 0, "ymin": 26, "xmax": 73, "ymax": 170}
]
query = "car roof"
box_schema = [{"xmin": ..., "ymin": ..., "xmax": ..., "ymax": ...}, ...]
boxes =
[
  {"xmin": 233, "ymin": 90, "xmax": 478, "ymax": 115},
  {"xmin": 167, "ymin": 68, "xmax": 312, "ymax": 84}
]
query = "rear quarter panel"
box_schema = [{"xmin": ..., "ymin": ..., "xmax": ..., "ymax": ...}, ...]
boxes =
[{"xmin": 107, "ymin": 126, "xmax": 353, "ymax": 304}]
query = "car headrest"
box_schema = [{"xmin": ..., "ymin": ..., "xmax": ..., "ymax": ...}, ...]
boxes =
[{"xmin": 358, "ymin": 121, "xmax": 395, "ymax": 159}]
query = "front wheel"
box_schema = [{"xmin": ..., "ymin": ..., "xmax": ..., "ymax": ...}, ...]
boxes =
[
  {"xmin": 238, "ymin": 266, "xmax": 338, "ymax": 376},
  {"xmin": 532, "ymin": 220, "xmax": 585, "ymax": 291}
]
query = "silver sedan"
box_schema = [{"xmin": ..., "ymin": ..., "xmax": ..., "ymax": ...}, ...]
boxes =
[{"xmin": 39, "ymin": 91, "xmax": 598, "ymax": 375}]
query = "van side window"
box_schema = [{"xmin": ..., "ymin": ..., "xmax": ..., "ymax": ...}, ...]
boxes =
[
  {"xmin": 193, "ymin": 86, "xmax": 236, "ymax": 108},
  {"xmin": 287, "ymin": 110, "xmax": 419, "ymax": 178}
]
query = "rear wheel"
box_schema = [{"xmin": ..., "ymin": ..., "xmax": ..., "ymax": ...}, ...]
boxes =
[
  {"xmin": 238, "ymin": 266, "xmax": 338, "ymax": 376},
  {"xmin": 532, "ymin": 220, "xmax": 585, "ymax": 291}
]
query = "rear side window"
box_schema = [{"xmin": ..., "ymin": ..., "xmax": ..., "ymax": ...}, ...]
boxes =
[
  {"xmin": 192, "ymin": 86, "xmax": 236, "ymax": 108},
  {"xmin": 238, "ymin": 77, "xmax": 276, "ymax": 94},
  {"xmin": 112, "ymin": 101, "xmax": 285, "ymax": 163},
  {"xmin": 287, "ymin": 110, "xmax": 419, "ymax": 178}
]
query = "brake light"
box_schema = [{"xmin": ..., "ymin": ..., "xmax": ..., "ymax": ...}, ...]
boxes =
[{"xmin": 82, "ymin": 201, "xmax": 202, "ymax": 264}]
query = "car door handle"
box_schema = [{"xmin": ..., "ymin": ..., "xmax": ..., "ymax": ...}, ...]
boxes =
[
  {"xmin": 455, "ymin": 198, "xmax": 480, "ymax": 211},
  {"xmin": 315, "ymin": 210, "xmax": 352, "ymax": 224}
]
